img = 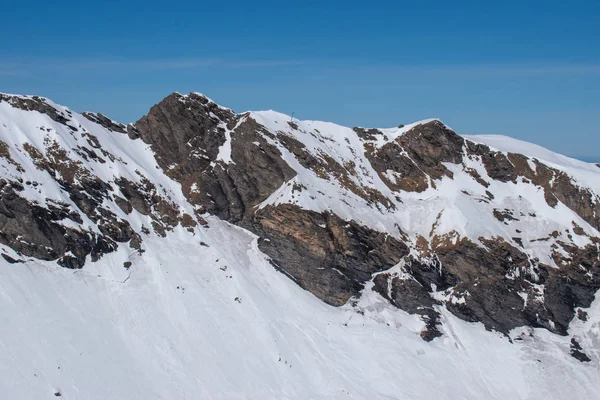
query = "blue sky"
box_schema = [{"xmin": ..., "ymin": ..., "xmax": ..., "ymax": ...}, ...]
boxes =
[{"xmin": 1, "ymin": 1, "xmax": 599, "ymax": 160}]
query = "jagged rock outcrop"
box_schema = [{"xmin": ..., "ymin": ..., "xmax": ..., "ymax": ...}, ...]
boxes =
[
  {"xmin": 82, "ymin": 112, "xmax": 127, "ymax": 134},
  {"xmin": 0, "ymin": 179, "xmax": 116, "ymax": 268},
  {"xmin": 253, "ymin": 204, "xmax": 409, "ymax": 306},
  {"xmin": 363, "ymin": 120, "xmax": 463, "ymax": 193},
  {"xmin": 134, "ymin": 93, "xmax": 296, "ymax": 223}
]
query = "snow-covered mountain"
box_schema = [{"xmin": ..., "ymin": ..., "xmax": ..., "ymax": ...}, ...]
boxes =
[{"xmin": 0, "ymin": 92, "xmax": 598, "ymax": 399}]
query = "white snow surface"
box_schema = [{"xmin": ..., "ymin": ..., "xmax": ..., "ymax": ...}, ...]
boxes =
[
  {"xmin": 0, "ymin": 94, "xmax": 598, "ymax": 399},
  {"xmin": 1, "ymin": 223, "xmax": 599, "ymax": 400}
]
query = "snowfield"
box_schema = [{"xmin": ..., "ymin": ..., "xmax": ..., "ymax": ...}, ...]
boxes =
[{"xmin": 1, "ymin": 222, "xmax": 598, "ymax": 400}]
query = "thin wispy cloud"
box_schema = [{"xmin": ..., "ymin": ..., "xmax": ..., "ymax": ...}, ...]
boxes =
[
  {"xmin": 221, "ymin": 60, "xmax": 302, "ymax": 68},
  {"xmin": 364, "ymin": 63, "xmax": 600, "ymax": 76},
  {"xmin": 2, "ymin": 58, "xmax": 599, "ymax": 83},
  {"xmin": 483, "ymin": 64, "xmax": 600, "ymax": 75},
  {"xmin": 0, "ymin": 57, "xmax": 303, "ymax": 74},
  {"xmin": 0, "ymin": 70, "xmax": 33, "ymax": 78},
  {"xmin": 61, "ymin": 58, "xmax": 221, "ymax": 69},
  {"xmin": 0, "ymin": 68, "xmax": 46, "ymax": 82}
]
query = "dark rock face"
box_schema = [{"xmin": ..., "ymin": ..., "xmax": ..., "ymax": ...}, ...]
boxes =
[
  {"xmin": 365, "ymin": 121, "xmax": 464, "ymax": 193},
  {"xmin": 0, "ymin": 94, "xmax": 199, "ymax": 263},
  {"xmin": 114, "ymin": 177, "xmax": 181, "ymax": 236},
  {"xmin": 18, "ymin": 139, "xmax": 141, "ymax": 251},
  {"xmin": 493, "ymin": 209, "xmax": 519, "ymax": 223},
  {"xmin": 275, "ymin": 129, "xmax": 392, "ymax": 209},
  {"xmin": 400, "ymin": 237, "xmax": 600, "ymax": 336},
  {"xmin": 82, "ymin": 112, "xmax": 127, "ymax": 133},
  {"xmin": 543, "ymin": 242, "xmax": 600, "ymax": 333},
  {"xmin": 570, "ymin": 338, "xmax": 592, "ymax": 362},
  {"xmin": 353, "ymin": 127, "xmax": 382, "ymax": 141},
  {"xmin": 398, "ymin": 121, "xmax": 465, "ymax": 172},
  {"xmin": 0, "ymin": 180, "xmax": 116, "ymax": 268},
  {"xmin": 480, "ymin": 152, "xmax": 517, "ymax": 183},
  {"xmin": 364, "ymin": 120, "xmax": 600, "ymax": 234},
  {"xmin": 134, "ymin": 94, "xmax": 296, "ymax": 223},
  {"xmin": 0, "ymin": 140, "xmax": 25, "ymax": 172},
  {"xmin": 253, "ymin": 204, "xmax": 409, "ymax": 306},
  {"xmin": 372, "ymin": 271, "xmax": 443, "ymax": 341},
  {"xmin": 367, "ymin": 141, "xmax": 430, "ymax": 192},
  {"xmin": 135, "ymin": 93, "xmax": 234, "ymax": 173},
  {"xmin": 0, "ymin": 134, "xmax": 140, "ymax": 264},
  {"xmin": 372, "ymin": 237, "xmax": 544, "ymax": 336},
  {"xmin": 216, "ymin": 117, "xmax": 297, "ymax": 222}
]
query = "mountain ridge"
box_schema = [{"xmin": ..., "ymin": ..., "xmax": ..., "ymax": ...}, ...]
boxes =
[{"xmin": 0, "ymin": 91, "xmax": 598, "ymax": 399}]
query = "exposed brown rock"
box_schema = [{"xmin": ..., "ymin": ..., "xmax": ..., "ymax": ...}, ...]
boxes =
[
  {"xmin": 135, "ymin": 97, "xmax": 296, "ymax": 223},
  {"xmin": 0, "ymin": 140, "xmax": 24, "ymax": 172},
  {"xmin": 570, "ymin": 338, "xmax": 592, "ymax": 362},
  {"xmin": 0, "ymin": 94, "xmax": 75, "ymax": 128},
  {"xmin": 367, "ymin": 142, "xmax": 430, "ymax": 193},
  {"xmin": 365, "ymin": 121, "xmax": 465, "ymax": 193},
  {"xmin": 181, "ymin": 213, "xmax": 196, "ymax": 228},
  {"xmin": 114, "ymin": 195, "xmax": 133, "ymax": 214},
  {"xmin": 502, "ymin": 154, "xmax": 600, "ymax": 231},
  {"xmin": 352, "ymin": 127, "xmax": 384, "ymax": 141},
  {"xmin": 399, "ymin": 120, "xmax": 465, "ymax": 170},
  {"xmin": 372, "ymin": 272, "xmax": 442, "ymax": 341},
  {"xmin": 0, "ymin": 179, "xmax": 117, "ymax": 268},
  {"xmin": 115, "ymin": 176, "xmax": 181, "ymax": 230},
  {"xmin": 253, "ymin": 204, "xmax": 409, "ymax": 306},
  {"xmin": 465, "ymin": 167, "xmax": 489, "ymax": 187},
  {"xmin": 493, "ymin": 209, "xmax": 519, "ymax": 223},
  {"xmin": 481, "ymin": 152, "xmax": 517, "ymax": 182},
  {"xmin": 135, "ymin": 92, "xmax": 234, "ymax": 173},
  {"xmin": 82, "ymin": 112, "xmax": 127, "ymax": 133},
  {"xmin": 393, "ymin": 235, "xmax": 600, "ymax": 336}
]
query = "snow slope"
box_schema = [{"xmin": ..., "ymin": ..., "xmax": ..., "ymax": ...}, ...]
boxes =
[{"xmin": 1, "ymin": 221, "xmax": 598, "ymax": 400}]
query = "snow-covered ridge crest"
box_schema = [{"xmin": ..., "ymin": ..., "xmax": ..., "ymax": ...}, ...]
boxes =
[
  {"xmin": 465, "ymin": 133, "xmax": 600, "ymax": 192},
  {"xmin": 177, "ymin": 91, "xmax": 233, "ymax": 111},
  {"xmin": 248, "ymin": 106, "xmax": 599, "ymax": 249}
]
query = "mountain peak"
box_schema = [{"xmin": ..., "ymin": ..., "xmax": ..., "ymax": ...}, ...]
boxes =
[
  {"xmin": 168, "ymin": 91, "xmax": 233, "ymax": 112},
  {"xmin": 0, "ymin": 91, "xmax": 598, "ymax": 398}
]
